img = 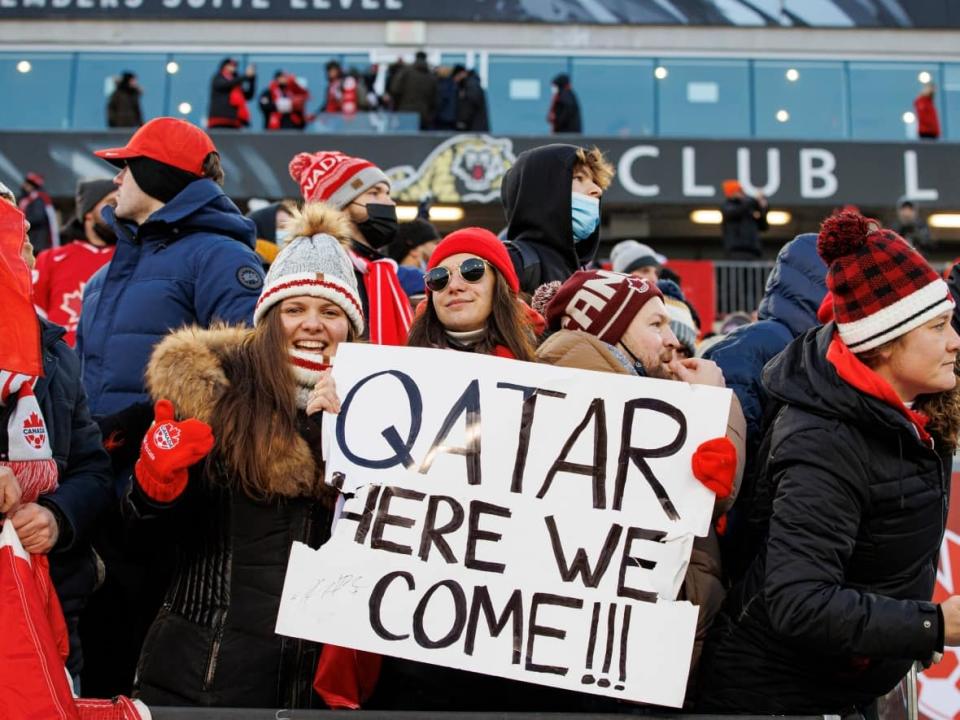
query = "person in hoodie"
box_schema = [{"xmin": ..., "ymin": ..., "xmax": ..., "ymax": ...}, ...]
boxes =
[
  {"xmin": 78, "ymin": 117, "xmax": 263, "ymax": 420},
  {"xmin": 698, "ymin": 212, "xmax": 960, "ymax": 715},
  {"xmin": 502, "ymin": 143, "xmax": 613, "ymax": 294},
  {"xmin": 389, "ymin": 50, "xmax": 437, "ymax": 130}
]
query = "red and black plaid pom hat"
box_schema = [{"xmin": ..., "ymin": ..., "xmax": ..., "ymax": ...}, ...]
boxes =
[{"xmin": 818, "ymin": 211, "xmax": 953, "ymax": 353}]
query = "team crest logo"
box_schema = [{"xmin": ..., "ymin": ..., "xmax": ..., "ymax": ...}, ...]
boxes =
[
  {"xmin": 153, "ymin": 423, "xmax": 181, "ymax": 451},
  {"xmin": 918, "ymin": 528, "xmax": 960, "ymax": 720},
  {"xmin": 22, "ymin": 412, "xmax": 47, "ymax": 450},
  {"xmin": 386, "ymin": 134, "xmax": 516, "ymax": 203}
]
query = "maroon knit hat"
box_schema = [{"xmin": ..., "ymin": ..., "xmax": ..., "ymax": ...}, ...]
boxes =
[
  {"xmin": 818, "ymin": 211, "xmax": 953, "ymax": 353},
  {"xmin": 427, "ymin": 227, "xmax": 519, "ymax": 293},
  {"xmin": 289, "ymin": 151, "xmax": 390, "ymax": 209},
  {"xmin": 543, "ymin": 270, "xmax": 663, "ymax": 345}
]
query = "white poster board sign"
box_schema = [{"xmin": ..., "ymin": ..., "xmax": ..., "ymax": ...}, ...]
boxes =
[{"xmin": 278, "ymin": 343, "xmax": 732, "ymax": 708}]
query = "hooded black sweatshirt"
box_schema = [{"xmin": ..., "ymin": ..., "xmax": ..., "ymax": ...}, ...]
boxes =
[{"xmin": 501, "ymin": 143, "xmax": 600, "ymax": 294}]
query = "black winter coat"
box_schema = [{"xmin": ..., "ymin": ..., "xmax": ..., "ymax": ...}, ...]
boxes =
[
  {"xmin": 551, "ymin": 87, "xmax": 582, "ymax": 133},
  {"xmin": 389, "ymin": 61, "xmax": 437, "ymax": 130},
  {"xmin": 455, "ymin": 73, "xmax": 489, "ymax": 132},
  {"xmin": 207, "ymin": 71, "xmax": 255, "ymax": 128},
  {"xmin": 502, "ymin": 144, "xmax": 600, "ymax": 294},
  {"xmin": 721, "ymin": 195, "xmax": 768, "ymax": 257},
  {"xmin": 0, "ymin": 320, "xmax": 113, "ymax": 675},
  {"xmin": 107, "ymin": 87, "xmax": 143, "ymax": 128},
  {"xmin": 125, "ymin": 326, "xmax": 335, "ymax": 708},
  {"xmin": 698, "ymin": 324, "xmax": 949, "ymax": 714}
]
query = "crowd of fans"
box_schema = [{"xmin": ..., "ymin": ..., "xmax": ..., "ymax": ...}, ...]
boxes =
[{"xmin": 2, "ymin": 115, "xmax": 960, "ymax": 718}]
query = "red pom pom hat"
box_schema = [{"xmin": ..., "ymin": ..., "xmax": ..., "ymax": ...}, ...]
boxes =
[{"xmin": 818, "ymin": 211, "xmax": 953, "ymax": 353}]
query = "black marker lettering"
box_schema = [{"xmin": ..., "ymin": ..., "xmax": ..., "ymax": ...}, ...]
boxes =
[
  {"xmin": 417, "ymin": 494, "xmax": 464, "ymax": 564},
  {"xmin": 497, "ymin": 383, "xmax": 566, "ymax": 494},
  {"xmin": 613, "ymin": 399, "xmax": 686, "ymax": 517},
  {"xmin": 537, "ymin": 398, "xmax": 607, "ymax": 509},
  {"xmin": 525, "ymin": 592, "xmax": 583, "ymax": 675},
  {"xmin": 419, "ymin": 379, "xmax": 482, "ymax": 485},
  {"xmin": 369, "ymin": 571, "xmax": 414, "ymax": 641},
  {"xmin": 544, "ymin": 515, "xmax": 622, "ymax": 588},
  {"xmin": 412, "ymin": 580, "xmax": 467, "ymax": 649},
  {"xmin": 371, "ymin": 486, "xmax": 426, "ymax": 555},
  {"xmin": 464, "ymin": 586, "xmax": 524, "ymax": 664},
  {"xmin": 465, "ymin": 500, "xmax": 511, "ymax": 574},
  {"xmin": 617, "ymin": 526, "xmax": 667, "ymax": 603}
]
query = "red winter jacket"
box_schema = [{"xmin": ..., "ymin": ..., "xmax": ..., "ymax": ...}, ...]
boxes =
[{"xmin": 914, "ymin": 94, "xmax": 940, "ymax": 139}]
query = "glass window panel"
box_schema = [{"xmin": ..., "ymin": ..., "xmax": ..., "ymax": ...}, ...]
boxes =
[
  {"xmin": 656, "ymin": 59, "xmax": 750, "ymax": 138},
  {"xmin": 571, "ymin": 57, "xmax": 655, "ymax": 136},
  {"xmin": 753, "ymin": 60, "xmax": 847, "ymax": 139},
  {"xmin": 0, "ymin": 53, "xmax": 73, "ymax": 130},
  {"xmin": 849, "ymin": 61, "xmax": 940, "ymax": 140},
  {"xmin": 487, "ymin": 55, "xmax": 569, "ymax": 134},
  {"xmin": 74, "ymin": 53, "xmax": 167, "ymax": 130},
  {"xmin": 941, "ymin": 64, "xmax": 959, "ymax": 141}
]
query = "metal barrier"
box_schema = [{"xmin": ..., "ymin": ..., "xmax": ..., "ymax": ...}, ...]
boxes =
[{"xmin": 713, "ymin": 261, "xmax": 776, "ymax": 317}]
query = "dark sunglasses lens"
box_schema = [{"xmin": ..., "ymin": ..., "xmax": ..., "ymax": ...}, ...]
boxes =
[
  {"xmin": 425, "ymin": 267, "xmax": 450, "ymax": 292},
  {"xmin": 460, "ymin": 258, "xmax": 487, "ymax": 282}
]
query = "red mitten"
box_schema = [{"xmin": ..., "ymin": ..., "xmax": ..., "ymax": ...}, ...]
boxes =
[
  {"xmin": 691, "ymin": 436, "xmax": 737, "ymax": 499},
  {"xmin": 134, "ymin": 399, "xmax": 214, "ymax": 504}
]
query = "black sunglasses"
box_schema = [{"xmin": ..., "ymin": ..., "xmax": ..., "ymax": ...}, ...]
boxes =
[{"xmin": 425, "ymin": 257, "xmax": 489, "ymax": 292}]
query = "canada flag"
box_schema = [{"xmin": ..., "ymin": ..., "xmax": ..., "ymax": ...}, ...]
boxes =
[
  {"xmin": 919, "ymin": 528, "xmax": 960, "ymax": 720},
  {"xmin": 22, "ymin": 411, "xmax": 47, "ymax": 450}
]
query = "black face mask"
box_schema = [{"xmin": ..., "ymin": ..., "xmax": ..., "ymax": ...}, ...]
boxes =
[
  {"xmin": 92, "ymin": 221, "xmax": 118, "ymax": 246},
  {"xmin": 356, "ymin": 203, "xmax": 398, "ymax": 249}
]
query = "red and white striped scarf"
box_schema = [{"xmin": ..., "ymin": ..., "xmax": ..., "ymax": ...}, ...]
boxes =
[
  {"xmin": 350, "ymin": 253, "xmax": 412, "ymax": 346},
  {"xmin": 0, "ymin": 370, "xmax": 58, "ymax": 504}
]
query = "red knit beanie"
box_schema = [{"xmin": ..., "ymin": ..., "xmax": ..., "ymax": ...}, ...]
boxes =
[
  {"xmin": 818, "ymin": 211, "xmax": 953, "ymax": 353},
  {"xmin": 427, "ymin": 227, "xmax": 519, "ymax": 293},
  {"xmin": 542, "ymin": 270, "xmax": 662, "ymax": 345},
  {"xmin": 289, "ymin": 151, "xmax": 390, "ymax": 208}
]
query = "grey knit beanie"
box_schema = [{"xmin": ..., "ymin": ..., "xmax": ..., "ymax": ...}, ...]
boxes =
[
  {"xmin": 253, "ymin": 233, "xmax": 364, "ymax": 335},
  {"xmin": 610, "ymin": 240, "xmax": 664, "ymax": 275}
]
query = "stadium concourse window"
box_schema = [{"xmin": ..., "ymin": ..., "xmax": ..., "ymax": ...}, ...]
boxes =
[
  {"xmin": 487, "ymin": 55, "xmax": 569, "ymax": 134},
  {"xmin": 753, "ymin": 61, "xmax": 847, "ymax": 139},
  {"xmin": 571, "ymin": 57, "xmax": 655, "ymax": 136},
  {"xmin": 73, "ymin": 53, "xmax": 167, "ymax": 130},
  {"xmin": 849, "ymin": 61, "xmax": 941, "ymax": 140},
  {"xmin": 0, "ymin": 53, "xmax": 73, "ymax": 130},
  {"xmin": 655, "ymin": 59, "xmax": 751, "ymax": 138}
]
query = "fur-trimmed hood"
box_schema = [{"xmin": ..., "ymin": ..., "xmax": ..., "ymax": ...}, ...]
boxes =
[
  {"xmin": 145, "ymin": 324, "xmax": 321, "ymax": 498},
  {"xmin": 284, "ymin": 201, "xmax": 355, "ymax": 250}
]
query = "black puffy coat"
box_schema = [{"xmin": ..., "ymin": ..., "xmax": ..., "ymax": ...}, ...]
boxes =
[
  {"xmin": 697, "ymin": 323, "xmax": 949, "ymax": 714},
  {"xmin": 502, "ymin": 143, "xmax": 600, "ymax": 294},
  {"xmin": 125, "ymin": 326, "xmax": 335, "ymax": 708},
  {"xmin": 455, "ymin": 72, "xmax": 489, "ymax": 132},
  {"xmin": 1, "ymin": 320, "xmax": 113, "ymax": 675},
  {"xmin": 721, "ymin": 195, "xmax": 768, "ymax": 258}
]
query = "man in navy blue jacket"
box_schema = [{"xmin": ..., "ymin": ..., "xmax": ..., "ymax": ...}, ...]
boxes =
[{"xmin": 78, "ymin": 117, "xmax": 263, "ymax": 419}]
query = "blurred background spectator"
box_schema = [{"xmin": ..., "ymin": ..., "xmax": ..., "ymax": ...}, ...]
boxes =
[
  {"xmin": 207, "ymin": 57, "xmax": 255, "ymax": 129},
  {"xmin": 106, "ymin": 71, "xmax": 142, "ymax": 128}
]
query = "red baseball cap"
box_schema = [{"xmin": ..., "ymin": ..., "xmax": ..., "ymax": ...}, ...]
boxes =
[{"xmin": 94, "ymin": 117, "xmax": 218, "ymax": 176}]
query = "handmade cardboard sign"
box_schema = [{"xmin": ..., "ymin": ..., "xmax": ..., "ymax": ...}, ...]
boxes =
[{"xmin": 277, "ymin": 343, "xmax": 732, "ymax": 708}]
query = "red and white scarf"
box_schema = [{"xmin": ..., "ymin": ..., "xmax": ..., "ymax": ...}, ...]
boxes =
[
  {"xmin": 350, "ymin": 253, "xmax": 412, "ymax": 347},
  {"xmin": 1, "ymin": 371, "xmax": 58, "ymax": 503}
]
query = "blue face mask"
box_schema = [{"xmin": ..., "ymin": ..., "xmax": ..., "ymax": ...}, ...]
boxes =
[
  {"xmin": 275, "ymin": 228, "xmax": 291, "ymax": 248},
  {"xmin": 571, "ymin": 192, "xmax": 600, "ymax": 242}
]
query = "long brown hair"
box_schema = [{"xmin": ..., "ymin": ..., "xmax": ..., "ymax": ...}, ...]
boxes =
[
  {"xmin": 407, "ymin": 268, "xmax": 537, "ymax": 361},
  {"xmin": 210, "ymin": 306, "xmax": 302, "ymax": 500},
  {"xmin": 860, "ymin": 339, "xmax": 960, "ymax": 452}
]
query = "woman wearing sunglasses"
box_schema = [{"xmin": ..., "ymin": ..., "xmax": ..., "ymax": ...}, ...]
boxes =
[{"xmin": 407, "ymin": 227, "xmax": 538, "ymax": 362}]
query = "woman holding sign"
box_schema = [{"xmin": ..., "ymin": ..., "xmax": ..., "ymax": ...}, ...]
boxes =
[
  {"xmin": 124, "ymin": 204, "xmax": 362, "ymax": 708},
  {"xmin": 698, "ymin": 212, "xmax": 960, "ymax": 714}
]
